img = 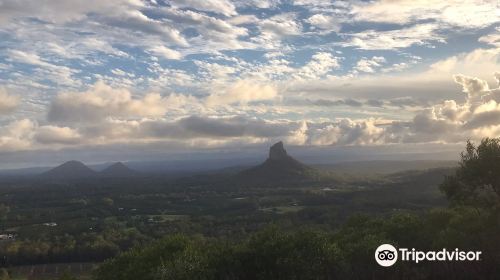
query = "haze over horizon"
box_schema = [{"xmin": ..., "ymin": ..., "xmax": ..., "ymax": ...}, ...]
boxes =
[
  {"xmin": 0, "ymin": 141, "xmax": 463, "ymax": 170},
  {"xmin": 0, "ymin": 0, "xmax": 499, "ymax": 168}
]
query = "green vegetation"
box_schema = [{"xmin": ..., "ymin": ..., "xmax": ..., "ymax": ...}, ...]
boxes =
[
  {"xmin": 1, "ymin": 139, "xmax": 499, "ymax": 279},
  {"xmin": 441, "ymin": 138, "xmax": 500, "ymax": 206},
  {"xmin": 93, "ymin": 138, "xmax": 500, "ymax": 279},
  {"xmin": 95, "ymin": 206, "xmax": 500, "ymax": 280},
  {"xmin": 0, "ymin": 168, "xmax": 449, "ymax": 268}
]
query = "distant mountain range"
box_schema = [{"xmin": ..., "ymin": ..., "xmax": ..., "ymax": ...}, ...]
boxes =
[
  {"xmin": 40, "ymin": 161, "xmax": 139, "ymax": 179},
  {"xmin": 0, "ymin": 141, "xmax": 457, "ymax": 180},
  {"xmin": 238, "ymin": 141, "xmax": 321, "ymax": 183}
]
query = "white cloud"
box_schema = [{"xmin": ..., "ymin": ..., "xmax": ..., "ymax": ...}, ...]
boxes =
[
  {"xmin": 306, "ymin": 14, "xmax": 340, "ymax": 32},
  {"xmin": 1, "ymin": 73, "xmax": 500, "ymax": 152},
  {"xmin": 8, "ymin": 50, "xmax": 79, "ymax": 86},
  {"xmin": 0, "ymin": 88, "xmax": 20, "ymax": 114},
  {"xmin": 146, "ymin": 63, "xmax": 195, "ymax": 89},
  {"xmin": 34, "ymin": 125, "xmax": 82, "ymax": 144},
  {"xmin": 235, "ymin": 0, "xmax": 279, "ymax": 9},
  {"xmin": 286, "ymin": 120, "xmax": 308, "ymax": 145},
  {"xmin": 48, "ymin": 81, "xmax": 181, "ymax": 122},
  {"xmin": 453, "ymin": 74, "xmax": 490, "ymax": 105},
  {"xmin": 354, "ymin": 56, "xmax": 386, "ymax": 73},
  {"xmin": 308, "ymin": 118, "xmax": 385, "ymax": 146},
  {"xmin": 381, "ymin": 62, "xmax": 411, "ymax": 73},
  {"xmin": 240, "ymin": 58, "xmax": 294, "ymax": 81},
  {"xmin": 479, "ymin": 28, "xmax": 500, "ymax": 47},
  {"xmin": 206, "ymin": 80, "xmax": 278, "ymax": 106},
  {"xmin": 280, "ymin": 73, "xmax": 500, "ymax": 147},
  {"xmin": 292, "ymin": 0, "xmax": 332, "ymax": 7},
  {"xmin": 156, "ymin": 8, "xmax": 250, "ymax": 51},
  {"xmin": 168, "ymin": 0, "xmax": 238, "ymax": 17},
  {"xmin": 0, "ymin": 0, "xmax": 145, "ymax": 25},
  {"xmin": 110, "ymin": 68, "xmax": 135, "ymax": 77},
  {"xmin": 258, "ymin": 13, "xmax": 302, "ymax": 40},
  {"xmin": 285, "ymin": 47, "xmax": 499, "ymax": 117},
  {"xmin": 406, "ymin": 74, "xmax": 500, "ymax": 139},
  {"xmin": 0, "ymin": 120, "xmax": 81, "ymax": 150},
  {"xmin": 102, "ymin": 9, "xmax": 188, "ymax": 46},
  {"xmin": 147, "ymin": 45, "xmax": 183, "ymax": 60},
  {"xmin": 8, "ymin": 50, "xmax": 47, "ymax": 66},
  {"xmin": 479, "ymin": 34, "xmax": 500, "ymax": 48},
  {"xmin": 351, "ymin": 0, "xmax": 499, "ymax": 29},
  {"xmin": 0, "ymin": 119, "xmax": 35, "ymax": 151},
  {"xmin": 294, "ymin": 52, "xmax": 341, "ymax": 79},
  {"xmin": 1, "ymin": 0, "xmax": 500, "ymax": 157},
  {"xmin": 228, "ymin": 15, "xmax": 259, "ymax": 25},
  {"xmin": 343, "ymin": 23, "xmax": 444, "ymax": 50},
  {"xmin": 426, "ymin": 48, "xmax": 500, "ymax": 82}
]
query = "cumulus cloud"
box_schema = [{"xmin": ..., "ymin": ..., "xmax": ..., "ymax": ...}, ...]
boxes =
[
  {"xmin": 289, "ymin": 48, "xmax": 499, "ymax": 104},
  {"xmin": 0, "ymin": 119, "xmax": 82, "ymax": 150},
  {"xmin": 453, "ymin": 74, "xmax": 490, "ymax": 105},
  {"xmin": 308, "ymin": 119, "xmax": 385, "ymax": 146},
  {"xmin": 0, "ymin": 119, "xmax": 35, "ymax": 151},
  {"xmin": 34, "ymin": 125, "xmax": 82, "ymax": 144},
  {"xmin": 399, "ymin": 73, "xmax": 500, "ymax": 143},
  {"xmin": 48, "ymin": 81, "xmax": 177, "ymax": 122},
  {"xmin": 1, "ymin": 0, "xmax": 499, "ymax": 160},
  {"xmin": 306, "ymin": 14, "xmax": 340, "ymax": 32},
  {"xmin": 1, "ymin": 73, "xmax": 500, "ymax": 153},
  {"xmin": 354, "ymin": 56, "xmax": 386, "ymax": 73},
  {"xmin": 69, "ymin": 75, "xmax": 500, "ymax": 145},
  {"xmin": 293, "ymin": 73, "xmax": 500, "ymax": 146},
  {"xmin": 0, "ymin": 88, "xmax": 20, "ymax": 114},
  {"xmin": 206, "ymin": 80, "xmax": 278, "ymax": 106},
  {"xmin": 427, "ymin": 48, "xmax": 500, "ymax": 82},
  {"xmin": 294, "ymin": 52, "xmax": 340, "ymax": 79}
]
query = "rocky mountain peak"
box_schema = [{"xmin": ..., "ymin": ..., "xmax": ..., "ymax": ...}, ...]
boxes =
[
  {"xmin": 237, "ymin": 141, "xmax": 317, "ymax": 183},
  {"xmin": 269, "ymin": 141, "xmax": 288, "ymax": 160}
]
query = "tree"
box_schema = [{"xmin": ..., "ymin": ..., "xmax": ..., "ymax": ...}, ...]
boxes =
[{"xmin": 441, "ymin": 138, "xmax": 500, "ymax": 206}]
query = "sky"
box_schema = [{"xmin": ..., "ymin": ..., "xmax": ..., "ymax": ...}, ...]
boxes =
[{"xmin": 0, "ymin": 0, "xmax": 499, "ymax": 168}]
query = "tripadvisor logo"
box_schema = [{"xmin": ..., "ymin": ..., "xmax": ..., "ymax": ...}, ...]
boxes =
[
  {"xmin": 375, "ymin": 244, "xmax": 398, "ymax": 267},
  {"xmin": 375, "ymin": 244, "xmax": 482, "ymax": 267}
]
